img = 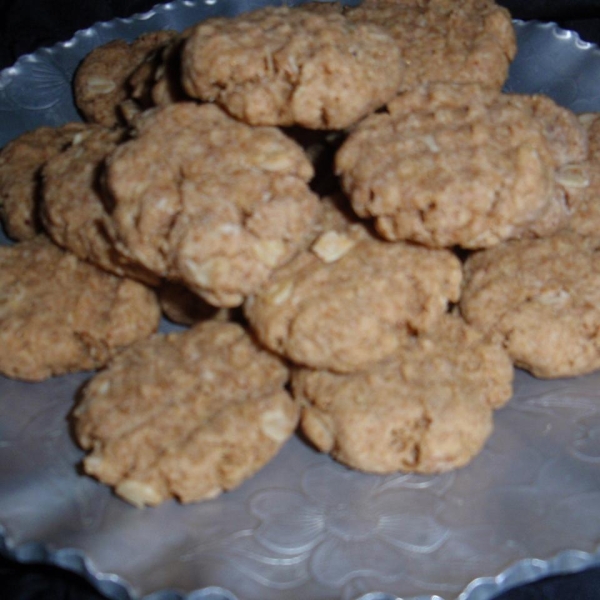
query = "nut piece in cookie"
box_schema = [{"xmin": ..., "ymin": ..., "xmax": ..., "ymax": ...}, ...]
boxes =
[
  {"xmin": 73, "ymin": 321, "xmax": 298, "ymax": 507},
  {"xmin": 0, "ymin": 236, "xmax": 161, "ymax": 381},
  {"xmin": 245, "ymin": 223, "xmax": 462, "ymax": 373},
  {"xmin": 105, "ymin": 102, "xmax": 320, "ymax": 307},
  {"xmin": 336, "ymin": 84, "xmax": 586, "ymax": 249},
  {"xmin": 344, "ymin": 0, "xmax": 516, "ymax": 92},
  {"xmin": 292, "ymin": 314, "xmax": 513, "ymax": 474},
  {"xmin": 40, "ymin": 126, "xmax": 157, "ymax": 284},
  {"xmin": 73, "ymin": 31, "xmax": 176, "ymax": 127},
  {"xmin": 0, "ymin": 123, "xmax": 90, "ymax": 241},
  {"xmin": 181, "ymin": 5, "xmax": 403, "ymax": 129},
  {"xmin": 460, "ymin": 231, "xmax": 600, "ymax": 378}
]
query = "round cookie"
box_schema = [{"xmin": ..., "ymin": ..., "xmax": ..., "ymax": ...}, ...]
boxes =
[
  {"xmin": 73, "ymin": 30, "xmax": 176, "ymax": 127},
  {"xmin": 72, "ymin": 321, "xmax": 298, "ymax": 507},
  {"xmin": 0, "ymin": 122, "xmax": 90, "ymax": 240},
  {"xmin": 460, "ymin": 231, "xmax": 600, "ymax": 378},
  {"xmin": 180, "ymin": 5, "xmax": 403, "ymax": 129},
  {"xmin": 344, "ymin": 0, "xmax": 516, "ymax": 92},
  {"xmin": 292, "ymin": 314, "xmax": 514, "ymax": 474},
  {"xmin": 105, "ymin": 102, "xmax": 320, "ymax": 307},
  {"xmin": 245, "ymin": 223, "xmax": 462, "ymax": 373},
  {"xmin": 40, "ymin": 126, "xmax": 157, "ymax": 284},
  {"xmin": 0, "ymin": 236, "xmax": 161, "ymax": 381},
  {"xmin": 336, "ymin": 84, "xmax": 586, "ymax": 249}
]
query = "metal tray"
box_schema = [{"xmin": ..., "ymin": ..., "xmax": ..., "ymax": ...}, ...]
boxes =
[{"xmin": 1, "ymin": 3, "xmax": 600, "ymax": 599}]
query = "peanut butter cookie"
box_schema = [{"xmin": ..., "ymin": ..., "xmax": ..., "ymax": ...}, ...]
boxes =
[
  {"xmin": 105, "ymin": 102, "xmax": 320, "ymax": 307},
  {"xmin": 292, "ymin": 314, "xmax": 513, "ymax": 474},
  {"xmin": 181, "ymin": 5, "xmax": 402, "ymax": 129},
  {"xmin": 0, "ymin": 236, "xmax": 160, "ymax": 381},
  {"xmin": 73, "ymin": 321, "xmax": 298, "ymax": 507}
]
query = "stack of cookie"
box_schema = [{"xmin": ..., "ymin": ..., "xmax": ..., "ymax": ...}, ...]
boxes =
[{"xmin": 0, "ymin": 0, "xmax": 597, "ymax": 508}]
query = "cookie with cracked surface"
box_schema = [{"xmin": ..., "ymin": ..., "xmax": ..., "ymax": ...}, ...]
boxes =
[
  {"xmin": 245, "ymin": 225, "xmax": 462, "ymax": 373},
  {"xmin": 460, "ymin": 231, "xmax": 600, "ymax": 378},
  {"xmin": 0, "ymin": 122, "xmax": 90, "ymax": 241},
  {"xmin": 180, "ymin": 5, "xmax": 402, "ymax": 129},
  {"xmin": 292, "ymin": 314, "xmax": 513, "ymax": 474},
  {"xmin": 336, "ymin": 84, "xmax": 586, "ymax": 249},
  {"xmin": 40, "ymin": 126, "xmax": 157, "ymax": 284},
  {"xmin": 73, "ymin": 30, "xmax": 176, "ymax": 127},
  {"xmin": 0, "ymin": 236, "xmax": 161, "ymax": 381},
  {"xmin": 73, "ymin": 321, "xmax": 298, "ymax": 507},
  {"xmin": 105, "ymin": 102, "xmax": 320, "ymax": 307},
  {"xmin": 344, "ymin": 0, "xmax": 516, "ymax": 92}
]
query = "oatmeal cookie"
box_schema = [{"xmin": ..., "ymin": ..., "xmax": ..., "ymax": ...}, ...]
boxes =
[
  {"xmin": 460, "ymin": 231, "xmax": 600, "ymax": 378},
  {"xmin": 105, "ymin": 102, "xmax": 320, "ymax": 307},
  {"xmin": 245, "ymin": 225, "xmax": 462, "ymax": 373},
  {"xmin": 292, "ymin": 314, "xmax": 513, "ymax": 474},
  {"xmin": 0, "ymin": 236, "xmax": 161, "ymax": 381},
  {"xmin": 0, "ymin": 123, "xmax": 89, "ymax": 240},
  {"xmin": 336, "ymin": 84, "xmax": 586, "ymax": 248},
  {"xmin": 40, "ymin": 126, "xmax": 157, "ymax": 284},
  {"xmin": 73, "ymin": 31, "xmax": 176, "ymax": 127},
  {"xmin": 73, "ymin": 321, "xmax": 298, "ymax": 507},
  {"xmin": 344, "ymin": 0, "xmax": 516, "ymax": 92},
  {"xmin": 180, "ymin": 5, "xmax": 403, "ymax": 129}
]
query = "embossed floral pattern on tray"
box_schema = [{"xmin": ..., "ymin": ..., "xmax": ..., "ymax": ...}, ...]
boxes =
[{"xmin": 2, "ymin": 6, "xmax": 600, "ymax": 600}]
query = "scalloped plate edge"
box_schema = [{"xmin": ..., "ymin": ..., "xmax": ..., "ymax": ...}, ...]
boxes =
[
  {"xmin": 1, "ymin": 7, "xmax": 600, "ymax": 600},
  {"xmin": 2, "ymin": 523, "xmax": 600, "ymax": 600}
]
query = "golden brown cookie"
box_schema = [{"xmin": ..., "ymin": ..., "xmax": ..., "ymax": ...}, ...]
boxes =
[
  {"xmin": 73, "ymin": 31, "xmax": 176, "ymax": 127},
  {"xmin": 336, "ymin": 84, "xmax": 586, "ymax": 248},
  {"xmin": 0, "ymin": 236, "xmax": 161, "ymax": 381},
  {"xmin": 344, "ymin": 0, "xmax": 516, "ymax": 92},
  {"xmin": 40, "ymin": 126, "xmax": 157, "ymax": 284},
  {"xmin": 105, "ymin": 102, "xmax": 320, "ymax": 307},
  {"xmin": 73, "ymin": 321, "xmax": 298, "ymax": 507},
  {"xmin": 0, "ymin": 123, "xmax": 90, "ymax": 240},
  {"xmin": 180, "ymin": 5, "xmax": 403, "ymax": 129},
  {"xmin": 292, "ymin": 314, "xmax": 513, "ymax": 474},
  {"xmin": 245, "ymin": 224, "xmax": 462, "ymax": 372},
  {"xmin": 460, "ymin": 231, "xmax": 600, "ymax": 378}
]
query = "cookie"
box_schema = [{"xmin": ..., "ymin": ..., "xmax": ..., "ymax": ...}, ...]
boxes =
[
  {"xmin": 73, "ymin": 321, "xmax": 298, "ymax": 507},
  {"xmin": 73, "ymin": 31, "xmax": 176, "ymax": 127},
  {"xmin": 292, "ymin": 314, "xmax": 513, "ymax": 474},
  {"xmin": 460, "ymin": 231, "xmax": 600, "ymax": 378},
  {"xmin": 344, "ymin": 0, "xmax": 516, "ymax": 92},
  {"xmin": 105, "ymin": 102, "xmax": 320, "ymax": 307},
  {"xmin": 245, "ymin": 223, "xmax": 462, "ymax": 372},
  {"xmin": 180, "ymin": 5, "xmax": 403, "ymax": 129},
  {"xmin": 0, "ymin": 122, "xmax": 90, "ymax": 240},
  {"xmin": 0, "ymin": 236, "xmax": 161, "ymax": 381},
  {"xmin": 40, "ymin": 126, "xmax": 157, "ymax": 284},
  {"xmin": 336, "ymin": 84, "xmax": 586, "ymax": 248}
]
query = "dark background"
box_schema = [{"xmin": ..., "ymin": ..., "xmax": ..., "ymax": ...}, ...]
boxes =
[{"xmin": 1, "ymin": 0, "xmax": 600, "ymax": 599}]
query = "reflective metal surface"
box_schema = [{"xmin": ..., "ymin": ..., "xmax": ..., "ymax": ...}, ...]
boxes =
[{"xmin": 1, "ymin": 4, "xmax": 600, "ymax": 599}]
